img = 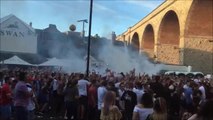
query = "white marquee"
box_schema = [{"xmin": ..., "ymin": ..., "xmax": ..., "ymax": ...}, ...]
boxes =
[{"xmin": 0, "ymin": 55, "xmax": 32, "ymax": 66}]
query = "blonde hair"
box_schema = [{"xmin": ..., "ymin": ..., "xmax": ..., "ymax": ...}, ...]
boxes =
[{"xmin": 103, "ymin": 91, "xmax": 116, "ymax": 116}]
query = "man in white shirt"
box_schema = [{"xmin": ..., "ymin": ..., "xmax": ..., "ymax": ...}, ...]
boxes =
[
  {"xmin": 77, "ymin": 74, "xmax": 90, "ymax": 120},
  {"xmin": 198, "ymin": 82, "xmax": 206, "ymax": 102},
  {"xmin": 97, "ymin": 80, "xmax": 107, "ymax": 119},
  {"xmin": 26, "ymin": 82, "xmax": 36, "ymax": 120},
  {"xmin": 78, "ymin": 74, "xmax": 90, "ymax": 96},
  {"xmin": 52, "ymin": 78, "xmax": 58, "ymax": 92},
  {"xmin": 50, "ymin": 75, "xmax": 59, "ymax": 118},
  {"xmin": 133, "ymin": 81, "xmax": 144, "ymax": 104}
]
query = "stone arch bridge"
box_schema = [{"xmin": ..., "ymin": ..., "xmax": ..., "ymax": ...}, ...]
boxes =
[{"xmin": 116, "ymin": 0, "xmax": 213, "ymax": 74}]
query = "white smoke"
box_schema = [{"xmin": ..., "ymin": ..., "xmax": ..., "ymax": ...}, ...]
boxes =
[
  {"xmin": 60, "ymin": 58, "xmax": 86, "ymax": 73},
  {"xmin": 45, "ymin": 33, "xmax": 162, "ymax": 75},
  {"xmin": 97, "ymin": 40, "xmax": 163, "ymax": 75},
  {"xmin": 43, "ymin": 32, "xmax": 87, "ymax": 73}
]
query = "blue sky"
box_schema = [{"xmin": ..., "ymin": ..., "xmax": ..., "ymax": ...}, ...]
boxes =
[{"xmin": 0, "ymin": 0, "xmax": 164, "ymax": 37}]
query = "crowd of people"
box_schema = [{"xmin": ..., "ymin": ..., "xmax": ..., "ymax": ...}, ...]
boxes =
[{"xmin": 0, "ymin": 67, "xmax": 213, "ymax": 120}]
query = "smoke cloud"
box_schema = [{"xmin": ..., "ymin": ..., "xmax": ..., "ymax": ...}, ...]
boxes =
[
  {"xmin": 45, "ymin": 32, "xmax": 162, "ymax": 75},
  {"xmin": 96, "ymin": 39, "xmax": 162, "ymax": 75},
  {"xmin": 44, "ymin": 31, "xmax": 87, "ymax": 73}
]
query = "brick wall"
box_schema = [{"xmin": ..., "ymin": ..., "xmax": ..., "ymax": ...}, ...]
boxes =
[
  {"xmin": 143, "ymin": 49, "xmax": 154, "ymax": 59},
  {"xmin": 157, "ymin": 44, "xmax": 180, "ymax": 64},
  {"xmin": 184, "ymin": 37, "xmax": 213, "ymax": 74}
]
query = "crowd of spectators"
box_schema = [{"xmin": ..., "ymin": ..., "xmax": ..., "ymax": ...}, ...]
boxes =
[{"xmin": 0, "ymin": 67, "xmax": 213, "ymax": 120}]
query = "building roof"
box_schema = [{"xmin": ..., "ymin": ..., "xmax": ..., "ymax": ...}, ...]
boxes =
[
  {"xmin": 0, "ymin": 14, "xmax": 35, "ymax": 33},
  {"xmin": 113, "ymin": 40, "xmax": 125, "ymax": 46}
]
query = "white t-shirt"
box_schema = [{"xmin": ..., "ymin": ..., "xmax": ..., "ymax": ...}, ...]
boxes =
[
  {"xmin": 118, "ymin": 89, "xmax": 124, "ymax": 98},
  {"xmin": 26, "ymin": 83, "xmax": 35, "ymax": 111},
  {"xmin": 115, "ymin": 82, "xmax": 120, "ymax": 88},
  {"xmin": 133, "ymin": 106, "xmax": 153, "ymax": 120},
  {"xmin": 188, "ymin": 114, "xmax": 198, "ymax": 120},
  {"xmin": 133, "ymin": 88, "xmax": 144, "ymax": 104},
  {"xmin": 199, "ymin": 86, "xmax": 206, "ymax": 101},
  {"xmin": 183, "ymin": 84, "xmax": 188, "ymax": 89},
  {"xmin": 98, "ymin": 86, "xmax": 107, "ymax": 110},
  {"xmin": 78, "ymin": 79, "xmax": 90, "ymax": 96},
  {"xmin": 0, "ymin": 79, "xmax": 5, "ymax": 88},
  {"xmin": 52, "ymin": 79, "xmax": 58, "ymax": 91}
]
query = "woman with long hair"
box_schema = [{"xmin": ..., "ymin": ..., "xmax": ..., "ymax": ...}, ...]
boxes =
[
  {"xmin": 88, "ymin": 78, "xmax": 98, "ymax": 120},
  {"xmin": 63, "ymin": 78, "xmax": 79, "ymax": 120},
  {"xmin": 100, "ymin": 91, "xmax": 122, "ymax": 120},
  {"xmin": 146, "ymin": 97, "xmax": 167, "ymax": 120},
  {"xmin": 132, "ymin": 92, "xmax": 153, "ymax": 120}
]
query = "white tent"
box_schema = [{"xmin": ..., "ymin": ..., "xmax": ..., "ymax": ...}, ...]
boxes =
[
  {"xmin": 0, "ymin": 55, "xmax": 32, "ymax": 66},
  {"xmin": 39, "ymin": 58, "xmax": 64, "ymax": 66}
]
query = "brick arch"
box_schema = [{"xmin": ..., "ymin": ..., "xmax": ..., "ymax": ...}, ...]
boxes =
[
  {"xmin": 158, "ymin": 10, "xmax": 180, "ymax": 45},
  {"xmin": 142, "ymin": 24, "xmax": 154, "ymax": 49},
  {"xmin": 185, "ymin": 0, "xmax": 213, "ymax": 37},
  {"xmin": 131, "ymin": 32, "xmax": 140, "ymax": 52}
]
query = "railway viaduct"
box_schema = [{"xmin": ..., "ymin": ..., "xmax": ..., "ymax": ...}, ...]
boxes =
[{"xmin": 116, "ymin": 0, "xmax": 213, "ymax": 74}]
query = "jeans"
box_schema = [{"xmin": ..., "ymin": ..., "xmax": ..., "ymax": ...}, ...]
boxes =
[
  {"xmin": 15, "ymin": 106, "xmax": 28, "ymax": 120},
  {"xmin": 65, "ymin": 101, "xmax": 78, "ymax": 120},
  {"xmin": 0, "ymin": 104, "xmax": 11, "ymax": 120},
  {"xmin": 28, "ymin": 110, "xmax": 35, "ymax": 120},
  {"xmin": 88, "ymin": 105, "xmax": 98, "ymax": 120}
]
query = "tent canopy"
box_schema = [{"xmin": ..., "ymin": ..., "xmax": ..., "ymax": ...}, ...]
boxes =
[
  {"xmin": 0, "ymin": 55, "xmax": 32, "ymax": 66},
  {"xmin": 39, "ymin": 58, "xmax": 64, "ymax": 66}
]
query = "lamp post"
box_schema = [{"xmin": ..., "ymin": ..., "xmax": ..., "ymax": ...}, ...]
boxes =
[
  {"xmin": 0, "ymin": 37, "xmax": 3, "ymax": 69},
  {"xmin": 86, "ymin": 0, "xmax": 93, "ymax": 77},
  {"xmin": 77, "ymin": 19, "xmax": 88, "ymax": 38},
  {"xmin": 209, "ymin": 39, "xmax": 213, "ymax": 74}
]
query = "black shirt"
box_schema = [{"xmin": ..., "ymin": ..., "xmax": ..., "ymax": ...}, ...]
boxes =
[{"xmin": 121, "ymin": 90, "xmax": 137, "ymax": 112}]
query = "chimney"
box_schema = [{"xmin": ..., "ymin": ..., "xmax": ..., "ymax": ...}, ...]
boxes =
[
  {"xmin": 49, "ymin": 24, "xmax": 57, "ymax": 29},
  {"xmin": 112, "ymin": 31, "xmax": 116, "ymax": 42},
  {"xmin": 29, "ymin": 22, "xmax": 32, "ymax": 27}
]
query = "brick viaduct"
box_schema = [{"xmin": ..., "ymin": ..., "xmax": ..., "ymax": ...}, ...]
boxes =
[{"xmin": 116, "ymin": 0, "xmax": 213, "ymax": 74}]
